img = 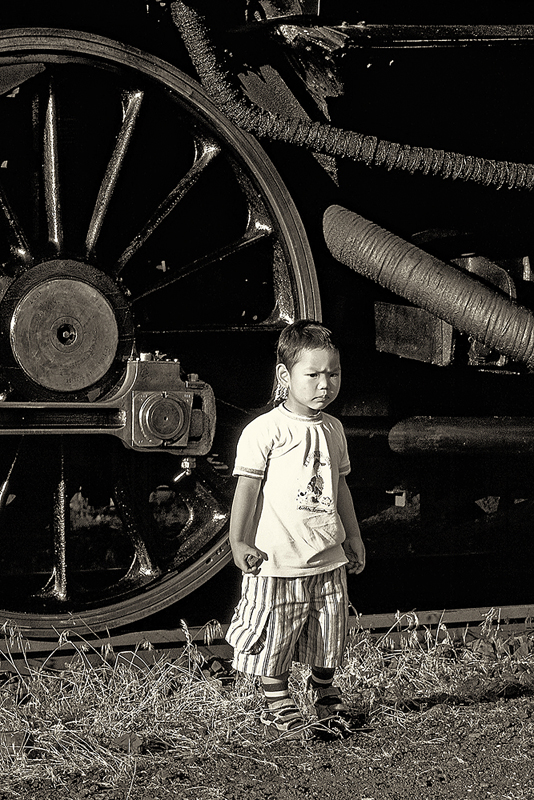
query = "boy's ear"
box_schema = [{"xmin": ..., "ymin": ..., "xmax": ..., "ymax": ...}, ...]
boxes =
[{"xmin": 276, "ymin": 362, "xmax": 290, "ymax": 387}]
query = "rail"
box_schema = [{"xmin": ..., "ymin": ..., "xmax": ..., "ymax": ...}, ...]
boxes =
[{"xmin": 2, "ymin": 604, "xmax": 533, "ymax": 675}]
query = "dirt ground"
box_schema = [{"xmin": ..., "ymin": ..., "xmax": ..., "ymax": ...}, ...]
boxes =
[{"xmin": 5, "ymin": 694, "xmax": 534, "ymax": 800}]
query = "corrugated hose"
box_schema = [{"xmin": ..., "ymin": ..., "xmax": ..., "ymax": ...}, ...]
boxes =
[{"xmin": 171, "ymin": 1, "xmax": 534, "ymax": 191}]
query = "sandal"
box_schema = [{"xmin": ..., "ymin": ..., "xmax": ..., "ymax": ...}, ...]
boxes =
[
  {"xmin": 260, "ymin": 703, "xmax": 309, "ymax": 740},
  {"xmin": 307, "ymin": 681, "xmax": 356, "ymax": 738},
  {"xmin": 307, "ymin": 680, "xmax": 350, "ymax": 721}
]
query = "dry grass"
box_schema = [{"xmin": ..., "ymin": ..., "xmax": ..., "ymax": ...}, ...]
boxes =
[{"xmin": 0, "ymin": 609, "xmax": 532, "ymax": 794}]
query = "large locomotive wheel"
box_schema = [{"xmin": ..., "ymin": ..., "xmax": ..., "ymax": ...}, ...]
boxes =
[{"xmin": 0, "ymin": 29, "xmax": 319, "ymax": 636}]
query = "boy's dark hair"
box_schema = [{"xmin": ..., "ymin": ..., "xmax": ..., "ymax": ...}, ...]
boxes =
[{"xmin": 276, "ymin": 319, "xmax": 339, "ymax": 372}]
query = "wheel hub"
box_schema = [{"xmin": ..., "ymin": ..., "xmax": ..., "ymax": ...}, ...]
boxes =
[
  {"xmin": 11, "ymin": 276, "xmax": 119, "ymax": 392},
  {"xmin": 0, "ymin": 258, "xmax": 133, "ymax": 399}
]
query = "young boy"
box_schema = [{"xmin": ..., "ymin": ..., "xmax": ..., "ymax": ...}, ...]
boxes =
[{"xmin": 226, "ymin": 320, "xmax": 366, "ymax": 737}]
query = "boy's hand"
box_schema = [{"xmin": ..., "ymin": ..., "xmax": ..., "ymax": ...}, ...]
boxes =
[
  {"xmin": 231, "ymin": 541, "xmax": 268, "ymax": 575},
  {"xmin": 343, "ymin": 535, "xmax": 366, "ymax": 575}
]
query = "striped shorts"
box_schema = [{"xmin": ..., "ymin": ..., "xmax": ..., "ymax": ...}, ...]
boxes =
[{"xmin": 226, "ymin": 567, "xmax": 349, "ymax": 677}]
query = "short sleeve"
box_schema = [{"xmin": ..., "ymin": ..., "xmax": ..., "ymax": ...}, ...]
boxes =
[
  {"xmin": 337, "ymin": 420, "xmax": 351, "ymax": 477},
  {"xmin": 233, "ymin": 415, "xmax": 273, "ymax": 479}
]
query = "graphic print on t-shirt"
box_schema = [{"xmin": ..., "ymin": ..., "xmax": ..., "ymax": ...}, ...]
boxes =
[{"xmin": 297, "ymin": 446, "xmax": 334, "ymax": 514}]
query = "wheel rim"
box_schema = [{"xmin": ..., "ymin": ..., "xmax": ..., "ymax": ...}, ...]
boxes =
[{"xmin": 0, "ymin": 29, "xmax": 319, "ymax": 635}]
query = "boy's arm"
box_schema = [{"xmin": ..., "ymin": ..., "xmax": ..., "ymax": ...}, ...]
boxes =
[
  {"xmin": 337, "ymin": 475, "xmax": 366, "ymax": 574},
  {"xmin": 229, "ymin": 475, "xmax": 268, "ymax": 574}
]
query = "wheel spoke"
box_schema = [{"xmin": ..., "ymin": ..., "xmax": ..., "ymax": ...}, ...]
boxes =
[
  {"xmin": 85, "ymin": 88, "xmax": 144, "ymax": 256},
  {"xmin": 43, "ymin": 79, "xmax": 63, "ymax": 253},
  {"xmin": 112, "ymin": 135, "xmax": 221, "ymax": 276},
  {"xmin": 52, "ymin": 441, "xmax": 68, "ymax": 600},
  {"xmin": 38, "ymin": 439, "xmax": 68, "ymax": 601},
  {"xmin": 131, "ymin": 198, "xmax": 274, "ymax": 303},
  {"xmin": 112, "ymin": 466, "xmax": 162, "ymax": 582},
  {"xmin": 0, "ymin": 181, "xmax": 32, "ymax": 267},
  {"xmin": 0, "ymin": 438, "xmax": 22, "ymax": 514}
]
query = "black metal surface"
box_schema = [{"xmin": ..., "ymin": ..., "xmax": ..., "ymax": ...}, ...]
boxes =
[{"xmin": 0, "ymin": 3, "xmax": 532, "ymax": 636}]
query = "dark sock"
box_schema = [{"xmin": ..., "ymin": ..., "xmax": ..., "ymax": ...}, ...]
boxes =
[
  {"xmin": 310, "ymin": 666, "xmax": 335, "ymax": 690},
  {"xmin": 261, "ymin": 677, "xmax": 292, "ymax": 710}
]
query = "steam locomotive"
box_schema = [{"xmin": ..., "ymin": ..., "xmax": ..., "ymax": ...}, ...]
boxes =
[{"xmin": 0, "ymin": 0, "xmax": 533, "ymax": 636}]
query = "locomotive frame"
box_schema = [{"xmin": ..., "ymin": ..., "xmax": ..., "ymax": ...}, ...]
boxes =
[{"xmin": 0, "ymin": 1, "xmax": 532, "ymax": 636}]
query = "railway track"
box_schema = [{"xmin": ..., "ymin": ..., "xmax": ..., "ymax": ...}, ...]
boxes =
[{"xmin": 2, "ymin": 603, "xmax": 533, "ymax": 675}]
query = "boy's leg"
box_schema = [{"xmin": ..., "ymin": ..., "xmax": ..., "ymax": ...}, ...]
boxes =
[
  {"xmin": 303, "ymin": 570, "xmax": 351, "ymax": 724},
  {"xmin": 261, "ymin": 672, "xmax": 291, "ymax": 710},
  {"xmin": 308, "ymin": 665, "xmax": 349, "ymax": 720},
  {"xmin": 227, "ymin": 574, "xmax": 306, "ymax": 677},
  {"xmin": 309, "ymin": 665, "xmax": 335, "ymax": 691},
  {"xmin": 260, "ymin": 672, "xmax": 309, "ymax": 737}
]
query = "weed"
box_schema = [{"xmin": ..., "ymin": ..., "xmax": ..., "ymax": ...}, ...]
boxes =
[{"xmin": 0, "ymin": 613, "xmax": 531, "ymax": 793}]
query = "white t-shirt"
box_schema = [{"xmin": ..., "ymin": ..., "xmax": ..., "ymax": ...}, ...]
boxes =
[{"xmin": 233, "ymin": 404, "xmax": 350, "ymax": 577}]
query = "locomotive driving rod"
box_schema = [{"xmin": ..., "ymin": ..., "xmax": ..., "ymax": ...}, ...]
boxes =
[{"xmin": 323, "ymin": 204, "xmax": 534, "ymax": 370}]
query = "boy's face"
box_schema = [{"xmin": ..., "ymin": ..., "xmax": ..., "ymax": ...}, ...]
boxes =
[{"xmin": 277, "ymin": 347, "xmax": 341, "ymax": 417}]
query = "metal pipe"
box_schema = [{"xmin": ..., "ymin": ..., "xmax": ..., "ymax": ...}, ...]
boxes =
[
  {"xmin": 323, "ymin": 204, "xmax": 534, "ymax": 369},
  {"xmin": 323, "ymin": 416, "xmax": 534, "ymax": 455},
  {"xmin": 389, "ymin": 416, "xmax": 534, "ymax": 454}
]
